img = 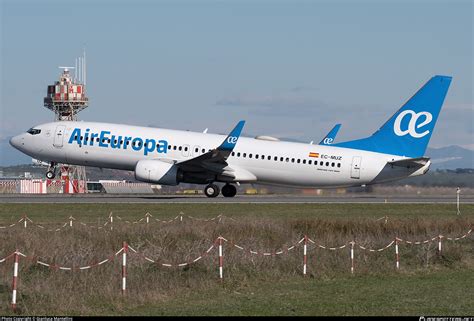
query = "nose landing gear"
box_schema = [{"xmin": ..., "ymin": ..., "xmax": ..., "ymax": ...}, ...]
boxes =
[{"xmin": 45, "ymin": 162, "xmax": 57, "ymax": 179}]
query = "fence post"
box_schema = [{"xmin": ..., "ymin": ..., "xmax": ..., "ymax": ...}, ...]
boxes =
[
  {"xmin": 11, "ymin": 250, "xmax": 19, "ymax": 311},
  {"xmin": 303, "ymin": 235, "xmax": 308, "ymax": 276},
  {"xmin": 395, "ymin": 238, "xmax": 400, "ymax": 270},
  {"xmin": 110, "ymin": 213, "xmax": 114, "ymax": 231},
  {"xmin": 350, "ymin": 241, "xmax": 355, "ymax": 274},
  {"xmin": 146, "ymin": 213, "xmax": 150, "ymax": 225},
  {"xmin": 69, "ymin": 216, "xmax": 73, "ymax": 227},
  {"xmin": 218, "ymin": 237, "xmax": 223, "ymax": 280},
  {"xmin": 23, "ymin": 215, "xmax": 27, "ymax": 229},
  {"xmin": 438, "ymin": 235, "xmax": 442, "ymax": 255},
  {"xmin": 122, "ymin": 242, "xmax": 128, "ymax": 295},
  {"xmin": 456, "ymin": 187, "xmax": 461, "ymax": 215}
]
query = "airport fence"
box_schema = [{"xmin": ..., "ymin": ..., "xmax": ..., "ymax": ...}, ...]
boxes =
[
  {"xmin": 0, "ymin": 227, "xmax": 472, "ymax": 312},
  {"xmin": 0, "ymin": 212, "xmax": 397, "ymax": 232},
  {"xmin": 0, "ymin": 212, "xmax": 233, "ymax": 232}
]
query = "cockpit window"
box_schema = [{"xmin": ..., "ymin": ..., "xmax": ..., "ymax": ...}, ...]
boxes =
[{"xmin": 27, "ymin": 128, "xmax": 41, "ymax": 135}]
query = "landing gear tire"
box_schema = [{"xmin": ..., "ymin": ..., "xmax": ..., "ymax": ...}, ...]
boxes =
[
  {"xmin": 45, "ymin": 170, "xmax": 56, "ymax": 179},
  {"xmin": 204, "ymin": 184, "xmax": 220, "ymax": 198},
  {"xmin": 221, "ymin": 184, "xmax": 237, "ymax": 197}
]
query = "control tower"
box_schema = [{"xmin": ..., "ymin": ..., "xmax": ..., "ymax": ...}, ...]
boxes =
[{"xmin": 43, "ymin": 51, "xmax": 89, "ymax": 193}]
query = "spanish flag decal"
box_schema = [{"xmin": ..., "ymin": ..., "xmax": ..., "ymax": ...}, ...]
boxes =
[{"xmin": 309, "ymin": 152, "xmax": 319, "ymax": 158}]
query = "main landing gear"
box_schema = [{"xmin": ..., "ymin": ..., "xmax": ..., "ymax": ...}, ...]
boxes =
[
  {"xmin": 204, "ymin": 183, "xmax": 237, "ymax": 198},
  {"xmin": 45, "ymin": 162, "xmax": 57, "ymax": 179},
  {"xmin": 221, "ymin": 184, "xmax": 237, "ymax": 197}
]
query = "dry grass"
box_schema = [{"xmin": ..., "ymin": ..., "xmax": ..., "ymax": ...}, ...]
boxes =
[{"xmin": 0, "ymin": 204, "xmax": 472, "ymax": 315}]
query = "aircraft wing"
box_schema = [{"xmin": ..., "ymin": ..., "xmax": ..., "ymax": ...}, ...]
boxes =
[
  {"xmin": 319, "ymin": 124, "xmax": 341, "ymax": 145},
  {"xmin": 176, "ymin": 120, "xmax": 245, "ymax": 174},
  {"xmin": 388, "ymin": 157, "xmax": 430, "ymax": 168}
]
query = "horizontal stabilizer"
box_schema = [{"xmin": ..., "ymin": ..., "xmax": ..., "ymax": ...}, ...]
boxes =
[{"xmin": 388, "ymin": 157, "xmax": 430, "ymax": 168}]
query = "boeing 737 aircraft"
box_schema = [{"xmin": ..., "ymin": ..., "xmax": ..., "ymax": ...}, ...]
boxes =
[{"xmin": 10, "ymin": 75, "xmax": 452, "ymax": 197}]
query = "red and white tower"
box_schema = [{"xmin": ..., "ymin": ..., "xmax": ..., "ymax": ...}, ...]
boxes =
[{"xmin": 43, "ymin": 51, "xmax": 89, "ymax": 193}]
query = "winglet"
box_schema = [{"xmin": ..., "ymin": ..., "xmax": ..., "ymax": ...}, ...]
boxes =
[
  {"xmin": 319, "ymin": 124, "xmax": 341, "ymax": 145},
  {"xmin": 218, "ymin": 120, "xmax": 246, "ymax": 151}
]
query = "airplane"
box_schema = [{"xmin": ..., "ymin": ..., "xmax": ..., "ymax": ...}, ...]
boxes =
[{"xmin": 10, "ymin": 75, "xmax": 452, "ymax": 198}]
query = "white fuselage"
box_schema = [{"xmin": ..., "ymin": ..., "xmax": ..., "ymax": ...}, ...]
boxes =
[{"xmin": 10, "ymin": 121, "xmax": 429, "ymax": 188}]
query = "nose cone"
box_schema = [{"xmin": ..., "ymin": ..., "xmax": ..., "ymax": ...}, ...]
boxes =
[{"xmin": 9, "ymin": 134, "xmax": 23, "ymax": 150}]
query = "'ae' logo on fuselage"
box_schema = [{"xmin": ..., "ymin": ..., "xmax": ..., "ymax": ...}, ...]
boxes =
[{"xmin": 393, "ymin": 110, "xmax": 433, "ymax": 138}]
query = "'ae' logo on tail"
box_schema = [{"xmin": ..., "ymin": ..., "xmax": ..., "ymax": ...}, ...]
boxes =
[{"xmin": 393, "ymin": 110, "xmax": 433, "ymax": 138}]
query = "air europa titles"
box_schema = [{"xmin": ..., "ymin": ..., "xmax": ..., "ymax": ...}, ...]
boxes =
[{"xmin": 68, "ymin": 128, "xmax": 168, "ymax": 156}]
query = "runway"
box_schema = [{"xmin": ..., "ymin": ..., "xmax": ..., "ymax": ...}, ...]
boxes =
[{"xmin": 1, "ymin": 194, "xmax": 473, "ymax": 204}]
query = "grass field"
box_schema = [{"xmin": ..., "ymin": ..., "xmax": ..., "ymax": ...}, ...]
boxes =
[{"xmin": 0, "ymin": 203, "xmax": 472, "ymax": 316}]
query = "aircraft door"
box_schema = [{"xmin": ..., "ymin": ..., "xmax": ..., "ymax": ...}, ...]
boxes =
[
  {"xmin": 351, "ymin": 156, "xmax": 361, "ymax": 179},
  {"xmin": 53, "ymin": 125, "xmax": 66, "ymax": 148}
]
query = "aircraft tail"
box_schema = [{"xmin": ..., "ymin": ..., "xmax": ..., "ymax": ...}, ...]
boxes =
[{"xmin": 334, "ymin": 75, "xmax": 452, "ymax": 157}]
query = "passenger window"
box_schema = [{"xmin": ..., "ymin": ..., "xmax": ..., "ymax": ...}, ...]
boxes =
[
  {"xmin": 237, "ymin": 152, "xmax": 241, "ymax": 157},
  {"xmin": 255, "ymin": 154, "xmax": 259, "ymax": 159},
  {"xmin": 274, "ymin": 156, "xmax": 277, "ymax": 161},
  {"xmin": 291, "ymin": 158, "xmax": 295, "ymax": 163},
  {"xmin": 168, "ymin": 145, "xmax": 172, "ymax": 150},
  {"xmin": 302, "ymin": 159, "xmax": 306, "ymax": 164},
  {"xmin": 326, "ymin": 162, "xmax": 329, "ymax": 166},
  {"xmin": 249, "ymin": 154, "xmax": 253, "ymax": 158},
  {"xmin": 173, "ymin": 146, "xmax": 177, "ymax": 150},
  {"xmin": 267, "ymin": 156, "xmax": 271, "ymax": 160},
  {"xmin": 280, "ymin": 157, "xmax": 284, "ymax": 162},
  {"xmin": 297, "ymin": 159, "xmax": 301, "ymax": 164},
  {"xmin": 195, "ymin": 148, "xmax": 198, "ymax": 153},
  {"xmin": 231, "ymin": 152, "xmax": 235, "ymax": 156},
  {"xmin": 243, "ymin": 153, "xmax": 247, "ymax": 158},
  {"xmin": 286, "ymin": 158, "xmax": 289, "ymax": 162},
  {"xmin": 337, "ymin": 163, "xmax": 341, "ymax": 168},
  {"xmin": 178, "ymin": 146, "xmax": 182, "ymax": 151},
  {"xmin": 202, "ymin": 149, "xmax": 205, "ymax": 153},
  {"xmin": 308, "ymin": 160, "xmax": 312, "ymax": 165},
  {"xmin": 320, "ymin": 161, "xmax": 323, "ymax": 166}
]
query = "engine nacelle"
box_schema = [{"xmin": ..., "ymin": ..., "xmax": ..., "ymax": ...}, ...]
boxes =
[{"xmin": 134, "ymin": 160, "xmax": 179, "ymax": 185}]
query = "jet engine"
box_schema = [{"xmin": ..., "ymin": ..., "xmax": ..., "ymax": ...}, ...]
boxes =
[{"xmin": 134, "ymin": 160, "xmax": 179, "ymax": 185}]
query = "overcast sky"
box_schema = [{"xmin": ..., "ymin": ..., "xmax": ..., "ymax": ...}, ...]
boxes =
[{"xmin": 1, "ymin": 0, "xmax": 472, "ymax": 165}]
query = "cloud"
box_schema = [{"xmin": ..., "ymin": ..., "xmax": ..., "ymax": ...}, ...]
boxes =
[
  {"xmin": 216, "ymin": 94, "xmax": 326, "ymax": 110},
  {"xmin": 444, "ymin": 103, "xmax": 474, "ymax": 111},
  {"xmin": 215, "ymin": 88, "xmax": 331, "ymax": 118}
]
